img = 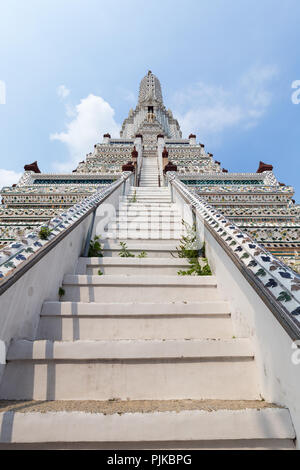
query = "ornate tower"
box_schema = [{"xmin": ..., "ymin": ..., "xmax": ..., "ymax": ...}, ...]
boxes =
[{"xmin": 120, "ymin": 71, "xmax": 182, "ymax": 140}]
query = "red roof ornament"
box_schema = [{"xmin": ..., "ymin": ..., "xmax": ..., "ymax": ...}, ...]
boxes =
[
  {"xmin": 103, "ymin": 133, "xmax": 111, "ymax": 138},
  {"xmin": 257, "ymin": 161, "xmax": 273, "ymax": 173},
  {"xmin": 122, "ymin": 161, "xmax": 135, "ymax": 172},
  {"xmin": 131, "ymin": 146, "xmax": 138, "ymax": 159},
  {"xmin": 157, "ymin": 134, "xmax": 164, "ymax": 139},
  {"xmin": 162, "ymin": 147, "xmax": 168, "ymax": 159},
  {"xmin": 164, "ymin": 161, "xmax": 177, "ymax": 173},
  {"xmin": 189, "ymin": 134, "xmax": 196, "ymax": 139},
  {"xmin": 222, "ymin": 168, "xmax": 228, "ymax": 173},
  {"xmin": 24, "ymin": 161, "xmax": 41, "ymax": 173}
]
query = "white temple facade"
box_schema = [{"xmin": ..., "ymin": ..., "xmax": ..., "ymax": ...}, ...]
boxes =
[
  {"xmin": 1, "ymin": 71, "xmax": 299, "ymax": 271},
  {"xmin": 0, "ymin": 72, "xmax": 299, "ymax": 449}
]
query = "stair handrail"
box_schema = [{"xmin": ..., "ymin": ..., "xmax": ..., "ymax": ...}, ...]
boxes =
[
  {"xmin": 157, "ymin": 140, "xmax": 164, "ymax": 187},
  {"xmin": 0, "ymin": 172, "xmax": 133, "ymax": 290},
  {"xmin": 167, "ymin": 172, "xmax": 300, "ymax": 340},
  {"xmin": 137, "ymin": 156, "xmax": 143, "ymax": 187}
]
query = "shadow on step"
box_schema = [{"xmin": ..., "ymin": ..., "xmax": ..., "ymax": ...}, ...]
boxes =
[{"xmin": 0, "ymin": 439, "xmax": 295, "ymax": 450}]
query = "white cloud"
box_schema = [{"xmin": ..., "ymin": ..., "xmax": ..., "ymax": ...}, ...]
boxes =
[
  {"xmin": 57, "ymin": 85, "xmax": 70, "ymax": 100},
  {"xmin": 172, "ymin": 65, "xmax": 278, "ymax": 141},
  {"xmin": 0, "ymin": 169, "xmax": 22, "ymax": 190},
  {"xmin": 51, "ymin": 94, "xmax": 120, "ymax": 172}
]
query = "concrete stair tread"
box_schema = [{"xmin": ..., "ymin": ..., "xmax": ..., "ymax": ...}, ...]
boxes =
[
  {"xmin": 101, "ymin": 241, "xmax": 179, "ymax": 248},
  {"xmin": 102, "ymin": 235, "xmax": 184, "ymax": 240},
  {"xmin": 78, "ymin": 258, "xmax": 191, "ymax": 266},
  {"xmin": 116, "ymin": 212, "xmax": 181, "ymax": 216},
  {"xmin": 6, "ymin": 338, "xmax": 254, "ymax": 360},
  {"xmin": 103, "ymin": 235, "xmax": 184, "ymax": 240},
  {"xmin": 0, "ymin": 405, "xmax": 294, "ymax": 447},
  {"xmin": 0, "ymin": 399, "xmax": 285, "ymax": 414},
  {"xmin": 41, "ymin": 300, "xmax": 231, "ymax": 316},
  {"xmin": 120, "ymin": 202, "xmax": 174, "ymax": 205},
  {"xmin": 63, "ymin": 274, "xmax": 217, "ymax": 286},
  {"xmin": 130, "ymin": 189, "xmax": 169, "ymax": 191},
  {"xmin": 111, "ymin": 217, "xmax": 182, "ymax": 222}
]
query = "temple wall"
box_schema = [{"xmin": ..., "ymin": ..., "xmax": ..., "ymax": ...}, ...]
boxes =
[
  {"xmin": 0, "ymin": 214, "xmax": 92, "ymax": 383},
  {"xmin": 172, "ymin": 181, "xmax": 300, "ymax": 446}
]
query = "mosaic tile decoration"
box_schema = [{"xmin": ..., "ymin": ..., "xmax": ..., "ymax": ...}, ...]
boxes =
[
  {"xmin": 168, "ymin": 173, "xmax": 300, "ymax": 328},
  {"xmin": 0, "ymin": 174, "xmax": 131, "ymax": 282}
]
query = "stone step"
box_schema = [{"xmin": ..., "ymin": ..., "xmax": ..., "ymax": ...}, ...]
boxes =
[
  {"xmin": 102, "ymin": 230, "xmax": 185, "ymax": 240},
  {"xmin": 119, "ymin": 203, "xmax": 177, "ymax": 209},
  {"xmin": 102, "ymin": 232, "xmax": 184, "ymax": 240},
  {"xmin": 125, "ymin": 195, "xmax": 171, "ymax": 199},
  {"xmin": 0, "ymin": 339, "xmax": 259, "ymax": 400},
  {"xmin": 101, "ymin": 244, "xmax": 178, "ymax": 258},
  {"xmin": 101, "ymin": 239, "xmax": 179, "ymax": 248},
  {"xmin": 128, "ymin": 190, "xmax": 169, "ymax": 194},
  {"xmin": 124, "ymin": 200, "xmax": 172, "ymax": 204},
  {"xmin": 107, "ymin": 219, "xmax": 184, "ymax": 226},
  {"xmin": 38, "ymin": 300, "xmax": 232, "ymax": 341},
  {"xmin": 61, "ymin": 274, "xmax": 220, "ymax": 302},
  {"xmin": 130, "ymin": 188, "xmax": 170, "ymax": 191},
  {"xmin": 106, "ymin": 222, "xmax": 184, "ymax": 231},
  {"xmin": 112, "ymin": 215, "xmax": 182, "ymax": 222},
  {"xmin": 121, "ymin": 199, "xmax": 174, "ymax": 203},
  {"xmin": 116, "ymin": 210, "xmax": 180, "ymax": 216},
  {"xmin": 130, "ymin": 194, "xmax": 171, "ymax": 197},
  {"xmin": 42, "ymin": 300, "xmax": 231, "ymax": 315},
  {"xmin": 128, "ymin": 196, "xmax": 170, "ymax": 200},
  {"xmin": 76, "ymin": 257, "xmax": 191, "ymax": 275},
  {"xmin": 0, "ymin": 402, "xmax": 294, "ymax": 449},
  {"xmin": 129, "ymin": 190, "xmax": 171, "ymax": 195}
]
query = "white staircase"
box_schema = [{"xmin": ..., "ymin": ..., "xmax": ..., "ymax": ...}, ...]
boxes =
[
  {"xmin": 103, "ymin": 186, "xmax": 184, "ymax": 242},
  {"xmin": 0, "ymin": 183, "xmax": 295, "ymax": 449},
  {"xmin": 139, "ymin": 154, "xmax": 159, "ymax": 187}
]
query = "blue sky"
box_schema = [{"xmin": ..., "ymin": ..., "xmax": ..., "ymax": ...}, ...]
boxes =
[{"xmin": 0, "ymin": 0, "xmax": 299, "ymax": 200}]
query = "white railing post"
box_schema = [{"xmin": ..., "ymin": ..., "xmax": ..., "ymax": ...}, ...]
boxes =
[
  {"xmin": 134, "ymin": 135, "xmax": 143, "ymax": 186},
  {"xmin": 157, "ymin": 135, "xmax": 165, "ymax": 187}
]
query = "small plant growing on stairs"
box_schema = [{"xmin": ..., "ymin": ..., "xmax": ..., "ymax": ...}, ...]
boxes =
[
  {"xmin": 118, "ymin": 242, "xmax": 135, "ymax": 257},
  {"xmin": 88, "ymin": 235, "xmax": 103, "ymax": 257},
  {"xmin": 130, "ymin": 190, "xmax": 137, "ymax": 203},
  {"xmin": 137, "ymin": 251, "xmax": 148, "ymax": 258},
  {"xmin": 39, "ymin": 226, "xmax": 52, "ymax": 240},
  {"xmin": 98, "ymin": 269, "xmax": 103, "ymax": 275},
  {"xmin": 175, "ymin": 221, "xmax": 212, "ymax": 276},
  {"xmin": 58, "ymin": 287, "xmax": 65, "ymax": 300}
]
